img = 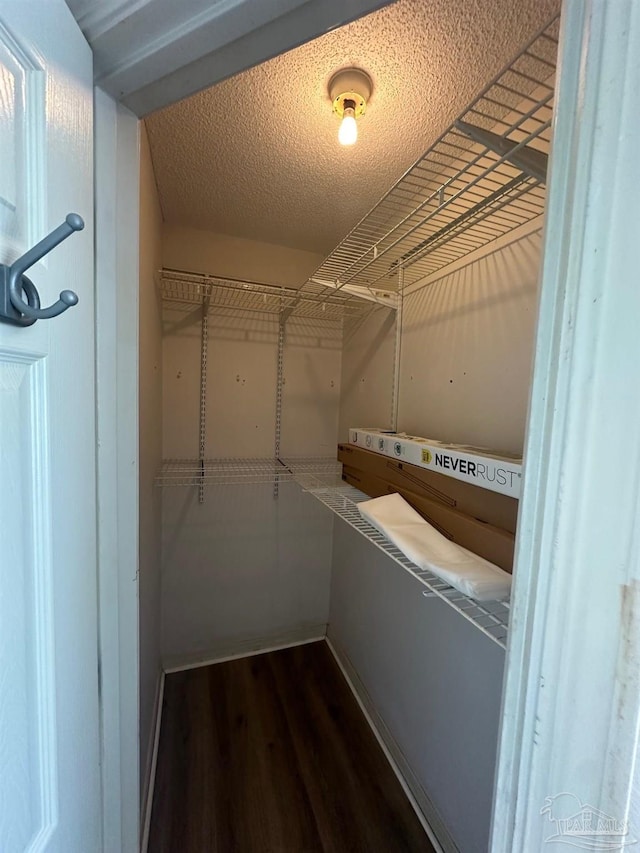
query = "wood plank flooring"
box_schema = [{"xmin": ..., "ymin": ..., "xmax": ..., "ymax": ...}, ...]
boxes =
[{"xmin": 149, "ymin": 640, "xmax": 436, "ymax": 853}]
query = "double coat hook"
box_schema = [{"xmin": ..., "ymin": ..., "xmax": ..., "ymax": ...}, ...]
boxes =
[{"xmin": 0, "ymin": 213, "xmax": 83, "ymax": 327}]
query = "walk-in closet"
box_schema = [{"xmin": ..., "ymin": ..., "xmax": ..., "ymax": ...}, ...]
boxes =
[{"xmin": 138, "ymin": 2, "xmax": 560, "ymax": 850}]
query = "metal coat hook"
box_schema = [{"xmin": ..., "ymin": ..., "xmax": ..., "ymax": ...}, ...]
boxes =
[{"xmin": 0, "ymin": 213, "xmax": 83, "ymax": 327}]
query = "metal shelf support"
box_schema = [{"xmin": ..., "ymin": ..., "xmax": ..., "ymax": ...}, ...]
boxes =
[
  {"xmin": 198, "ymin": 286, "xmax": 211, "ymax": 503},
  {"xmin": 455, "ymin": 120, "xmax": 548, "ymax": 183},
  {"xmin": 273, "ymin": 307, "xmax": 287, "ymax": 498},
  {"xmin": 390, "ymin": 267, "xmax": 403, "ymax": 431}
]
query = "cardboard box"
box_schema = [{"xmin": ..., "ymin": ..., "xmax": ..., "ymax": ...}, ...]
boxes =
[
  {"xmin": 338, "ymin": 443, "xmax": 518, "ymax": 533},
  {"xmin": 348, "ymin": 428, "xmax": 522, "ymax": 499},
  {"xmin": 341, "ymin": 464, "xmax": 515, "ymax": 572}
]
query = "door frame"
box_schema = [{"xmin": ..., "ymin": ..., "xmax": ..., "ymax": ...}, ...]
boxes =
[
  {"xmin": 491, "ymin": 0, "xmax": 640, "ymax": 848},
  {"xmin": 95, "ymin": 90, "xmax": 141, "ymax": 852}
]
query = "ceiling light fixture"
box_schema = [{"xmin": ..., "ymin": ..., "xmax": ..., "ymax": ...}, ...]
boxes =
[{"xmin": 329, "ymin": 68, "xmax": 372, "ymax": 147}]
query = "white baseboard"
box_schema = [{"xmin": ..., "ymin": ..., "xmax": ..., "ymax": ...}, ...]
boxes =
[
  {"xmin": 162, "ymin": 624, "xmax": 327, "ymax": 673},
  {"xmin": 326, "ymin": 636, "xmax": 457, "ymax": 853},
  {"xmin": 140, "ymin": 670, "xmax": 165, "ymax": 853}
]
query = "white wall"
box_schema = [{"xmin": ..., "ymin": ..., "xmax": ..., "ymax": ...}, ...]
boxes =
[
  {"xmin": 328, "ymin": 521, "xmax": 505, "ymax": 853},
  {"xmin": 280, "ymin": 316, "xmax": 342, "ymax": 457},
  {"xmin": 162, "ymin": 223, "xmax": 322, "ymax": 287},
  {"xmin": 398, "ymin": 228, "xmax": 542, "ymax": 455},
  {"xmin": 160, "ymin": 226, "xmax": 340, "ymax": 664},
  {"xmin": 138, "ymin": 125, "xmax": 163, "ymax": 807},
  {"xmin": 162, "ymin": 304, "xmax": 280, "ymax": 458},
  {"xmin": 162, "ymin": 482, "xmax": 332, "ymax": 668},
  {"xmin": 338, "ymin": 305, "xmax": 397, "ymax": 441},
  {"xmin": 338, "ymin": 225, "xmax": 542, "ymax": 456},
  {"xmin": 161, "ymin": 309, "xmax": 343, "ymax": 461}
]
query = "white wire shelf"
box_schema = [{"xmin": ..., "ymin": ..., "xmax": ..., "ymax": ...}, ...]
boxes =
[
  {"xmin": 156, "ymin": 456, "xmax": 509, "ymax": 647},
  {"xmin": 155, "ymin": 457, "xmax": 343, "ymax": 487},
  {"xmin": 299, "ymin": 479, "xmax": 510, "ymax": 650},
  {"xmin": 307, "ymin": 17, "xmax": 558, "ymax": 294},
  {"xmin": 159, "ymin": 269, "xmax": 387, "ymax": 322}
]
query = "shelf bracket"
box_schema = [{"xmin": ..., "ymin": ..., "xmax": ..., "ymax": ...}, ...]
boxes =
[
  {"xmin": 390, "ymin": 267, "xmax": 403, "ymax": 432},
  {"xmin": 198, "ymin": 288, "xmax": 211, "ymax": 503},
  {"xmin": 274, "ymin": 304, "xmax": 288, "ymax": 498},
  {"xmin": 455, "ymin": 120, "xmax": 548, "ymax": 184}
]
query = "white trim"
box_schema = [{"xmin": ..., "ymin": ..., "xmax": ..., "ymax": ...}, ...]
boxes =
[
  {"xmin": 79, "ymin": 0, "xmax": 392, "ymax": 116},
  {"xmin": 163, "ymin": 627, "xmax": 327, "ymax": 673},
  {"xmin": 491, "ymin": 1, "xmax": 640, "ymax": 849},
  {"xmin": 95, "ymin": 88, "xmax": 141, "ymax": 853},
  {"xmin": 326, "ymin": 637, "xmax": 450, "ymax": 853},
  {"xmin": 140, "ymin": 671, "xmax": 164, "ymax": 853},
  {"xmin": 73, "ymin": 0, "xmax": 156, "ymax": 41}
]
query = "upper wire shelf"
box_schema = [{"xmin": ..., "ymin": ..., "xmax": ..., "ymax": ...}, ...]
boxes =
[
  {"xmin": 307, "ymin": 17, "xmax": 559, "ymax": 295},
  {"xmin": 159, "ymin": 269, "xmax": 394, "ymax": 322}
]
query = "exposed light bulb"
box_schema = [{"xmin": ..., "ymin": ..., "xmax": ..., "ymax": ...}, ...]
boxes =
[
  {"xmin": 338, "ymin": 105, "xmax": 358, "ymax": 146},
  {"xmin": 329, "ymin": 70, "xmax": 372, "ymax": 148}
]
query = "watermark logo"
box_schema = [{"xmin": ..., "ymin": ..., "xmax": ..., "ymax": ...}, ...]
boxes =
[{"xmin": 541, "ymin": 792, "xmax": 636, "ymax": 849}]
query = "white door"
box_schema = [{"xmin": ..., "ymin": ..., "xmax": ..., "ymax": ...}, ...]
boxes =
[{"xmin": 0, "ymin": 2, "xmax": 100, "ymax": 852}]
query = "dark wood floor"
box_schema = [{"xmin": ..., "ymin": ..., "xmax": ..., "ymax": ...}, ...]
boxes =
[{"xmin": 149, "ymin": 640, "xmax": 436, "ymax": 852}]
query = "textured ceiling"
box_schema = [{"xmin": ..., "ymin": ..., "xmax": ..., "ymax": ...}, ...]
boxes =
[{"xmin": 145, "ymin": 0, "xmax": 559, "ymax": 256}]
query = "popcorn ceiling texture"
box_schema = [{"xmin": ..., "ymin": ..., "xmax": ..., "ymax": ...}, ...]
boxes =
[{"xmin": 145, "ymin": 0, "xmax": 559, "ymax": 257}]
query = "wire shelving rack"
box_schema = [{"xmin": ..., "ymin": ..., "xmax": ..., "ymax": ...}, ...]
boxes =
[
  {"xmin": 299, "ymin": 479, "xmax": 510, "ymax": 650},
  {"xmin": 159, "ymin": 269, "xmax": 394, "ymax": 322},
  {"xmin": 155, "ymin": 457, "xmax": 343, "ymax": 488},
  {"xmin": 306, "ymin": 17, "xmax": 558, "ymax": 295},
  {"xmin": 156, "ymin": 456, "xmax": 510, "ymax": 649}
]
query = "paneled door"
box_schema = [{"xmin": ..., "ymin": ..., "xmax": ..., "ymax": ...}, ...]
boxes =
[{"xmin": 0, "ymin": 2, "xmax": 101, "ymax": 851}]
